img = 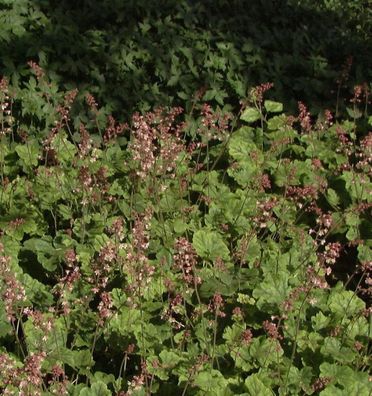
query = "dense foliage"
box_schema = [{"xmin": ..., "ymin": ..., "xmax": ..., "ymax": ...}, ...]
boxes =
[
  {"xmin": 0, "ymin": 0, "xmax": 371, "ymax": 395},
  {"xmin": 0, "ymin": 0, "xmax": 371, "ymax": 116}
]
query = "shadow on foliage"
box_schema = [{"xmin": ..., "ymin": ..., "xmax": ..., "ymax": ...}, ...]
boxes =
[{"xmin": 0, "ymin": 0, "xmax": 371, "ymax": 117}]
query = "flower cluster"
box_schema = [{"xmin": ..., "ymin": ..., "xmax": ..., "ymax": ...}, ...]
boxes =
[
  {"xmin": 336, "ymin": 56, "xmax": 353, "ymax": 86},
  {"xmin": 198, "ymin": 103, "xmax": 232, "ymax": 141},
  {"xmin": 306, "ymin": 266, "xmax": 329, "ymax": 290},
  {"xmin": 320, "ymin": 242, "xmax": 342, "ymax": 266},
  {"xmin": 97, "ymin": 291, "xmax": 113, "ymax": 326},
  {"xmin": 297, "ymin": 101, "xmax": 312, "ymax": 132},
  {"xmin": 249, "ymin": 82, "xmax": 274, "ymax": 104},
  {"xmin": 76, "ymin": 164, "xmax": 112, "ymax": 205},
  {"xmin": 129, "ymin": 107, "xmax": 185, "ymax": 178},
  {"xmin": 356, "ymin": 132, "xmax": 372, "ymax": 173},
  {"xmin": 287, "ymin": 185, "xmax": 319, "ymax": 208},
  {"xmin": 0, "ymin": 351, "xmax": 67, "ymax": 396},
  {"xmin": 91, "ymin": 241, "xmax": 118, "ymax": 291},
  {"xmin": 132, "ymin": 208, "xmax": 152, "ymax": 253},
  {"xmin": 188, "ymin": 354, "xmax": 211, "ymax": 384},
  {"xmin": 23, "ymin": 308, "xmax": 54, "ymax": 344},
  {"xmin": 311, "ymin": 376, "xmax": 332, "ymax": 392},
  {"xmin": 85, "ymin": 93, "xmax": 98, "ymax": 113},
  {"xmin": 56, "ymin": 89, "xmax": 78, "ymax": 124},
  {"xmin": 309, "ymin": 212, "xmax": 333, "ymax": 242},
  {"xmin": 78, "ymin": 165, "xmax": 93, "ymax": 190},
  {"xmin": 161, "ymin": 293, "xmax": 184, "ymax": 329},
  {"xmin": 208, "ymin": 293, "xmax": 226, "ymax": 317},
  {"xmin": 103, "ymin": 115, "xmax": 128, "ymax": 144},
  {"xmin": 350, "ymin": 83, "xmax": 369, "ymax": 104},
  {"xmin": 78, "ymin": 123, "xmax": 93, "ymax": 158},
  {"xmin": 123, "ymin": 209, "xmax": 155, "ymax": 302},
  {"xmin": 126, "ymin": 374, "xmax": 145, "ymax": 395},
  {"xmin": 19, "ymin": 352, "xmax": 46, "ymax": 396},
  {"xmin": 263, "ymin": 319, "xmax": 283, "ymax": 341},
  {"xmin": 260, "ymin": 173, "xmax": 271, "ymax": 191},
  {"xmin": 314, "ymin": 109, "xmax": 334, "ymax": 131},
  {"xmin": 241, "ymin": 329, "xmax": 253, "ymax": 345},
  {"xmin": 173, "ymin": 237, "xmax": 200, "ymax": 286},
  {"xmin": 107, "ymin": 217, "xmax": 125, "ymax": 242},
  {"xmin": 335, "ymin": 125, "xmax": 353, "ymax": 158},
  {"xmin": 0, "ymin": 352, "xmax": 19, "ymax": 392},
  {"xmin": 253, "ymin": 197, "xmax": 278, "ymax": 229},
  {"xmin": 129, "ymin": 112, "xmax": 155, "ymax": 178},
  {"xmin": 356, "ymin": 261, "xmax": 372, "ymax": 298},
  {"xmin": 232, "ymin": 306, "xmax": 244, "ymax": 320},
  {"xmin": 27, "ymin": 61, "xmax": 45, "ymax": 81},
  {"xmin": 52, "ymin": 249, "xmax": 81, "ymax": 313},
  {"xmin": 0, "ymin": 77, "xmax": 13, "ymax": 135},
  {"xmin": 0, "ymin": 254, "xmax": 27, "ymax": 322},
  {"xmin": 48, "ymin": 365, "xmax": 69, "ymax": 395},
  {"xmin": 43, "ymin": 88, "xmax": 78, "ymax": 156}
]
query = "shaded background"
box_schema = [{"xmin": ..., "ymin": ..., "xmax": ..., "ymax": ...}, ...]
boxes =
[{"xmin": 0, "ymin": 0, "xmax": 371, "ymax": 118}]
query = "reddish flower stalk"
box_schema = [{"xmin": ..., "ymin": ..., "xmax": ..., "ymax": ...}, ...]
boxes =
[
  {"xmin": 173, "ymin": 237, "xmax": 200, "ymax": 286},
  {"xmin": 250, "ymin": 82, "xmax": 274, "ymax": 104},
  {"xmin": 263, "ymin": 320, "xmax": 283, "ymax": 340},
  {"xmin": 298, "ymin": 101, "xmax": 312, "ymax": 132},
  {"xmin": 129, "ymin": 107, "xmax": 185, "ymax": 178},
  {"xmin": 27, "ymin": 61, "xmax": 45, "ymax": 80}
]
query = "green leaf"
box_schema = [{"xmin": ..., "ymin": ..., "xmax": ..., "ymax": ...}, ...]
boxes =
[
  {"xmin": 51, "ymin": 131, "xmax": 77, "ymax": 164},
  {"xmin": 193, "ymin": 370, "xmax": 228, "ymax": 392},
  {"xmin": 0, "ymin": 300, "xmax": 12, "ymax": 338},
  {"xmin": 72, "ymin": 349, "xmax": 95, "ymax": 370},
  {"xmin": 245, "ymin": 374, "xmax": 274, "ymax": 395},
  {"xmin": 342, "ymin": 171, "xmax": 370, "ymax": 201},
  {"xmin": 15, "ymin": 139, "xmax": 40, "ymax": 170},
  {"xmin": 264, "ymin": 100, "xmax": 283, "ymax": 113},
  {"xmin": 241, "ymin": 107, "xmax": 261, "ymax": 123},
  {"xmin": 21, "ymin": 273, "xmax": 54, "ymax": 307},
  {"xmin": 241, "ymin": 236, "xmax": 261, "ymax": 262},
  {"xmin": 92, "ymin": 234, "xmax": 111, "ymax": 252},
  {"xmin": 267, "ymin": 114, "xmax": 288, "ymax": 130},
  {"xmin": 346, "ymin": 226, "xmax": 359, "ymax": 241},
  {"xmin": 311, "ymin": 312, "xmax": 330, "ymax": 331},
  {"xmin": 159, "ymin": 350, "xmax": 182, "ymax": 368},
  {"xmin": 22, "ymin": 236, "xmax": 61, "ymax": 271},
  {"xmin": 326, "ymin": 188, "xmax": 340, "ymax": 207},
  {"xmin": 91, "ymin": 372, "xmax": 115, "ymax": 386},
  {"xmin": 358, "ymin": 245, "xmax": 371, "ymax": 262},
  {"xmin": 328, "ymin": 288, "xmax": 365, "ymax": 318},
  {"xmin": 320, "ymin": 337, "xmax": 355, "ymax": 363},
  {"xmin": 282, "ymin": 366, "xmax": 310, "ymax": 395},
  {"xmin": 320, "ymin": 363, "xmax": 371, "ymax": 395},
  {"xmin": 346, "ymin": 106, "xmax": 362, "ymax": 119},
  {"xmin": 249, "ymin": 337, "xmax": 283, "ymax": 366},
  {"xmin": 339, "ymin": 374, "xmax": 372, "ymax": 395},
  {"xmin": 57, "ymin": 204, "xmax": 73, "ymax": 220},
  {"xmin": 79, "ymin": 381, "xmax": 111, "ymax": 396},
  {"xmin": 223, "ymin": 324, "xmax": 244, "ymax": 345},
  {"xmin": 4, "ymin": 217, "xmax": 38, "ymax": 240},
  {"xmin": 345, "ymin": 212, "xmax": 360, "ymax": 227},
  {"xmin": 108, "ymin": 180, "xmax": 125, "ymax": 196},
  {"xmin": 193, "ymin": 230, "xmax": 230, "ymax": 261},
  {"xmin": 199, "ymin": 276, "xmax": 237, "ymax": 297},
  {"xmin": 173, "ymin": 218, "xmax": 188, "ymax": 234},
  {"xmin": 253, "ymin": 271, "xmax": 289, "ymax": 311},
  {"xmin": 319, "ymin": 385, "xmax": 345, "ymax": 396},
  {"xmin": 228, "ymin": 129, "xmax": 263, "ymax": 166}
]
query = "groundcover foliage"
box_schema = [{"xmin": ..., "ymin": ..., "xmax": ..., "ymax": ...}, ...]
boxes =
[
  {"xmin": 0, "ymin": 65, "xmax": 371, "ymax": 395},
  {"xmin": 0, "ymin": 0, "xmax": 371, "ymax": 116},
  {"xmin": 0, "ymin": 0, "xmax": 372, "ymax": 394}
]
